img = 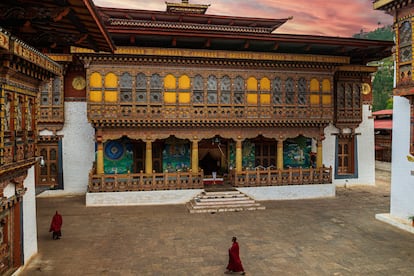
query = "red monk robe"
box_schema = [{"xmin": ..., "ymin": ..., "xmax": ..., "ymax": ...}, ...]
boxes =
[
  {"xmin": 49, "ymin": 211, "xmax": 63, "ymax": 240},
  {"xmin": 226, "ymin": 237, "xmax": 245, "ymax": 274}
]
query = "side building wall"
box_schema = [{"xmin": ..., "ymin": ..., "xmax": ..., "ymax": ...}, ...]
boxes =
[
  {"xmin": 22, "ymin": 167, "xmax": 37, "ymax": 264},
  {"xmin": 390, "ymin": 96, "xmax": 414, "ymax": 219},
  {"xmin": 324, "ymin": 104, "xmax": 375, "ymax": 186}
]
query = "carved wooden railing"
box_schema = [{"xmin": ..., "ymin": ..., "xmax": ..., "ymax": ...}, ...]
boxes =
[
  {"xmin": 88, "ymin": 104, "xmax": 333, "ymax": 123},
  {"xmin": 0, "ymin": 243, "xmax": 10, "ymax": 274},
  {"xmin": 230, "ymin": 166, "xmax": 332, "ymax": 187},
  {"xmin": 88, "ymin": 171, "xmax": 204, "ymax": 192}
]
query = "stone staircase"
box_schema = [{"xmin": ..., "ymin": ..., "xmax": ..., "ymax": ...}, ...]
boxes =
[{"xmin": 186, "ymin": 190, "xmax": 266, "ymax": 213}]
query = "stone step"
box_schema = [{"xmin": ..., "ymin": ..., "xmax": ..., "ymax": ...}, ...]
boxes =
[{"xmin": 186, "ymin": 190, "xmax": 265, "ymax": 213}]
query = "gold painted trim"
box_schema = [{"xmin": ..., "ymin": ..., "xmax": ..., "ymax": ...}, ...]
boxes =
[
  {"xmin": 72, "ymin": 46, "xmax": 350, "ymax": 64},
  {"xmin": 47, "ymin": 54, "xmax": 73, "ymax": 62},
  {"xmin": 373, "ymin": 0, "xmax": 394, "ymax": 10},
  {"xmin": 336, "ymin": 65, "xmax": 377, "ymax": 73}
]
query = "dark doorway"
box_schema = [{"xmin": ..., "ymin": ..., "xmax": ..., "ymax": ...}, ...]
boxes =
[{"xmin": 199, "ymin": 152, "xmax": 220, "ymax": 176}]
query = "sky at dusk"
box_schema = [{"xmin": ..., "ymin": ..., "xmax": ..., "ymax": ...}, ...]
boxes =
[{"xmin": 94, "ymin": 0, "xmax": 393, "ymax": 37}]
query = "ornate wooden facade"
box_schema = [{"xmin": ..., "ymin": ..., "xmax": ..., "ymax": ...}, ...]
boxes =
[{"xmin": 71, "ymin": 1, "xmax": 392, "ymax": 192}]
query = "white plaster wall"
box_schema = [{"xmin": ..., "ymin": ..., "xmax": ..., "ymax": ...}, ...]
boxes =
[
  {"xmin": 57, "ymin": 102, "xmax": 95, "ymax": 194},
  {"xmin": 86, "ymin": 189, "xmax": 203, "ymax": 206},
  {"xmin": 238, "ymin": 184, "xmax": 335, "ymax": 201},
  {"xmin": 22, "ymin": 166, "xmax": 38, "ymax": 264},
  {"xmin": 390, "ymin": 96, "xmax": 414, "ymax": 219},
  {"xmin": 354, "ymin": 104, "xmax": 375, "ymax": 185},
  {"xmin": 323, "ymin": 105, "xmax": 375, "ymax": 186}
]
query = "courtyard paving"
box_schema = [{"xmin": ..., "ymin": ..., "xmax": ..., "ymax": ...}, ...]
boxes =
[{"xmin": 18, "ymin": 167, "xmax": 414, "ymax": 275}]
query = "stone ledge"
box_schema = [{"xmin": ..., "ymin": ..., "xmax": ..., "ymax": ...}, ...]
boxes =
[{"xmin": 375, "ymin": 213, "xmax": 414, "ymax": 234}]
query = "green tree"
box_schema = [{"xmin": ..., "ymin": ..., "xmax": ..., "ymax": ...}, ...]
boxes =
[{"xmin": 372, "ymin": 57, "xmax": 393, "ymax": 111}]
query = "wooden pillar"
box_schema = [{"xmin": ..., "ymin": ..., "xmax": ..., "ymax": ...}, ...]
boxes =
[
  {"xmin": 277, "ymin": 139, "xmax": 284, "ymax": 170},
  {"xmin": 96, "ymin": 133, "xmax": 104, "ymax": 174},
  {"xmin": 236, "ymin": 138, "xmax": 242, "ymax": 173},
  {"xmin": 145, "ymin": 139, "xmax": 153, "ymax": 174},
  {"xmin": 191, "ymin": 138, "xmax": 199, "ymax": 173},
  {"xmin": 317, "ymin": 139, "xmax": 323, "ymax": 168}
]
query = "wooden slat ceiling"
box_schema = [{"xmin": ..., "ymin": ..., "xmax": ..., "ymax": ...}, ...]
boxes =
[{"xmin": 0, "ymin": 0, "xmax": 115, "ymax": 53}]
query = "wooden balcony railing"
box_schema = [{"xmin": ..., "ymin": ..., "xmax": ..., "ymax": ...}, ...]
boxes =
[
  {"xmin": 88, "ymin": 171, "xmax": 205, "ymax": 192},
  {"xmin": 88, "ymin": 167, "xmax": 332, "ymax": 193},
  {"xmin": 230, "ymin": 166, "xmax": 332, "ymax": 187},
  {"xmin": 88, "ymin": 103, "xmax": 333, "ymax": 123}
]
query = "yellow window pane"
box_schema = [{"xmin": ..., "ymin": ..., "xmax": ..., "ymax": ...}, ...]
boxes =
[
  {"xmin": 164, "ymin": 92, "xmax": 176, "ymax": 103},
  {"xmin": 322, "ymin": 79, "xmax": 331, "ymax": 92},
  {"xmin": 105, "ymin": 73, "xmax": 118, "ymax": 88},
  {"xmin": 247, "ymin": 77, "xmax": 258, "ymax": 91},
  {"xmin": 310, "ymin": 94, "xmax": 320, "ymax": 105},
  {"xmin": 178, "ymin": 75, "xmax": 190, "ymax": 89},
  {"xmin": 164, "ymin": 74, "xmax": 176, "ymax": 90},
  {"xmin": 247, "ymin": 93, "xmax": 258, "ymax": 104},
  {"xmin": 179, "ymin": 92, "xmax": 191, "ymax": 103},
  {"xmin": 310, "ymin": 79, "xmax": 319, "ymax": 92},
  {"xmin": 260, "ymin": 94, "xmax": 270, "ymax": 104},
  {"xmin": 322, "ymin": 95, "xmax": 331, "ymax": 105},
  {"xmin": 90, "ymin": 91, "xmax": 102, "ymax": 102},
  {"xmin": 90, "ymin": 73, "xmax": 102, "ymax": 88},
  {"xmin": 260, "ymin": 77, "xmax": 270, "ymax": 91},
  {"xmin": 104, "ymin": 91, "xmax": 118, "ymax": 102}
]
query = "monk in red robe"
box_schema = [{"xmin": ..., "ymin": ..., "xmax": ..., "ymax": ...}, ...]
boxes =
[
  {"xmin": 225, "ymin": 236, "xmax": 245, "ymax": 275},
  {"xmin": 49, "ymin": 211, "xmax": 63, "ymax": 240}
]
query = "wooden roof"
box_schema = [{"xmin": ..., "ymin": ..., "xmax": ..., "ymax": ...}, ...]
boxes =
[
  {"xmin": 0, "ymin": 0, "xmax": 115, "ymax": 53},
  {"xmin": 97, "ymin": 6, "xmax": 393, "ymax": 64}
]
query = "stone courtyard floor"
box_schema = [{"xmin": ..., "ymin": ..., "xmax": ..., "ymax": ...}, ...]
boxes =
[{"xmin": 19, "ymin": 168, "xmax": 414, "ymax": 275}]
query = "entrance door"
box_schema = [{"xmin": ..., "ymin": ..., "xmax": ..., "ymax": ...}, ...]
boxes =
[{"xmin": 36, "ymin": 138, "xmax": 60, "ymax": 188}]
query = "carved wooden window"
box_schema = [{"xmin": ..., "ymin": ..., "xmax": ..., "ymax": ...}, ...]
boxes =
[
  {"xmin": 272, "ymin": 77, "xmax": 282, "ymax": 105},
  {"xmin": 27, "ymin": 99, "xmax": 33, "ymax": 131},
  {"xmin": 36, "ymin": 141, "xmax": 59, "ymax": 187},
  {"xmin": 286, "ymin": 78, "xmax": 294, "ymax": 104},
  {"xmin": 298, "ymin": 78, "xmax": 307, "ymax": 105},
  {"xmin": 234, "ymin": 76, "xmax": 245, "ymax": 104},
  {"xmin": 255, "ymin": 142, "xmax": 276, "ymax": 168},
  {"xmin": 136, "ymin": 73, "xmax": 147, "ymax": 103},
  {"xmin": 40, "ymin": 82, "xmax": 49, "ymax": 106},
  {"xmin": 193, "ymin": 75, "xmax": 204, "ymax": 104},
  {"xmin": 150, "ymin": 74, "xmax": 162, "ymax": 103},
  {"xmin": 52, "ymin": 78, "xmax": 61, "ymax": 105},
  {"xmin": 220, "ymin": 75, "xmax": 231, "ymax": 104},
  {"xmin": 16, "ymin": 96, "xmax": 23, "ymax": 131},
  {"xmin": 4, "ymin": 93, "xmax": 11, "ymax": 131},
  {"xmin": 120, "ymin": 73, "xmax": 133, "ymax": 102},
  {"xmin": 310, "ymin": 78, "xmax": 320, "ymax": 106},
  {"xmin": 398, "ymin": 20, "xmax": 412, "ymax": 85},
  {"xmin": 259, "ymin": 77, "xmax": 271, "ymax": 105},
  {"xmin": 337, "ymin": 135, "xmax": 355, "ymax": 175},
  {"xmin": 207, "ymin": 75, "xmax": 217, "ymax": 104}
]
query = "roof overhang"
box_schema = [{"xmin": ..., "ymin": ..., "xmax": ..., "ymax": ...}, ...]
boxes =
[{"xmin": 0, "ymin": 0, "xmax": 115, "ymax": 53}]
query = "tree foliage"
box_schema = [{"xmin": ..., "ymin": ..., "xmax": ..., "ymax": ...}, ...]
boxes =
[{"xmin": 353, "ymin": 26, "xmax": 394, "ymax": 111}]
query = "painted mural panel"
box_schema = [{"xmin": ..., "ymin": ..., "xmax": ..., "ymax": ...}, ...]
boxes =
[
  {"xmin": 103, "ymin": 139, "xmax": 133, "ymax": 174},
  {"xmin": 228, "ymin": 141, "xmax": 255, "ymax": 170},
  {"xmin": 162, "ymin": 142, "xmax": 190, "ymax": 172},
  {"xmin": 283, "ymin": 136, "xmax": 311, "ymax": 168}
]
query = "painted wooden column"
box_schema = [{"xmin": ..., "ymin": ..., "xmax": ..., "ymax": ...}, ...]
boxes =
[
  {"xmin": 277, "ymin": 139, "xmax": 284, "ymax": 170},
  {"xmin": 145, "ymin": 139, "xmax": 153, "ymax": 174},
  {"xmin": 191, "ymin": 138, "xmax": 199, "ymax": 173},
  {"xmin": 236, "ymin": 138, "xmax": 242, "ymax": 173},
  {"xmin": 96, "ymin": 132, "xmax": 104, "ymax": 174},
  {"xmin": 317, "ymin": 139, "xmax": 323, "ymax": 168}
]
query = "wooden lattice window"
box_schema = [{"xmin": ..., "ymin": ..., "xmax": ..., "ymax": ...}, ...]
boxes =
[
  {"xmin": 234, "ymin": 76, "xmax": 244, "ymax": 104},
  {"xmin": 120, "ymin": 73, "xmax": 132, "ymax": 102},
  {"xmin": 398, "ymin": 20, "xmax": 412, "ymax": 84},
  {"xmin": 220, "ymin": 75, "xmax": 231, "ymax": 104},
  {"xmin": 193, "ymin": 75, "xmax": 204, "ymax": 104},
  {"xmin": 286, "ymin": 78, "xmax": 294, "ymax": 105},
  {"xmin": 298, "ymin": 78, "xmax": 307, "ymax": 105},
  {"xmin": 272, "ymin": 77, "xmax": 282, "ymax": 105},
  {"xmin": 255, "ymin": 142, "xmax": 276, "ymax": 168},
  {"xmin": 136, "ymin": 73, "xmax": 147, "ymax": 103},
  {"xmin": 150, "ymin": 74, "xmax": 162, "ymax": 103},
  {"xmin": 337, "ymin": 135, "xmax": 355, "ymax": 175},
  {"xmin": 207, "ymin": 75, "xmax": 217, "ymax": 104},
  {"xmin": 36, "ymin": 141, "xmax": 60, "ymax": 187}
]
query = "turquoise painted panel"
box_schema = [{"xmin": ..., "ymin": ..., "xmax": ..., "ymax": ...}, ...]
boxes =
[
  {"xmin": 103, "ymin": 139, "xmax": 133, "ymax": 174},
  {"xmin": 162, "ymin": 143, "xmax": 190, "ymax": 172},
  {"xmin": 283, "ymin": 136, "xmax": 311, "ymax": 168}
]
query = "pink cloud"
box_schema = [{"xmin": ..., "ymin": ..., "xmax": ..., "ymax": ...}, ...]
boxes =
[{"xmin": 94, "ymin": 0, "xmax": 393, "ymax": 37}]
